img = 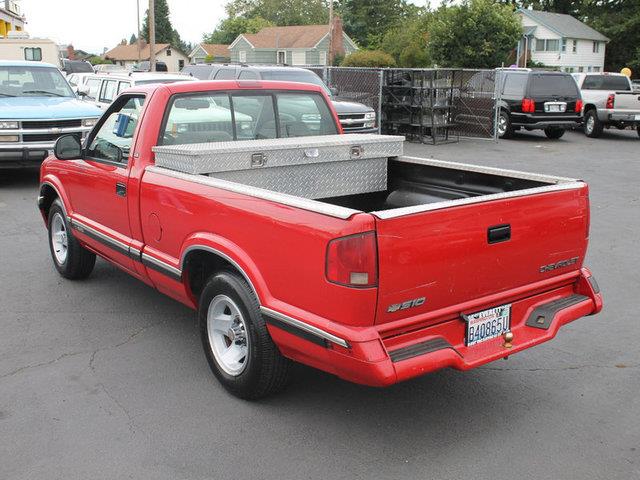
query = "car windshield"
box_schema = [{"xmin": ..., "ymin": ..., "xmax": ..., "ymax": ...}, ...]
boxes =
[
  {"xmin": 581, "ymin": 75, "xmax": 631, "ymax": 91},
  {"xmin": 0, "ymin": 66, "xmax": 75, "ymax": 98},
  {"xmin": 259, "ymin": 70, "xmax": 331, "ymax": 95}
]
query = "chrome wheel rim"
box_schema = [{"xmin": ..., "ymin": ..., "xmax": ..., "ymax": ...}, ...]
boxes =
[
  {"xmin": 207, "ymin": 295, "xmax": 249, "ymax": 376},
  {"xmin": 51, "ymin": 213, "xmax": 68, "ymax": 265},
  {"xmin": 586, "ymin": 115, "xmax": 594, "ymax": 133},
  {"xmin": 498, "ymin": 115, "xmax": 507, "ymax": 135}
]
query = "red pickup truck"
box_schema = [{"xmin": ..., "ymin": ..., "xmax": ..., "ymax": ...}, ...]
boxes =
[{"xmin": 38, "ymin": 80, "xmax": 603, "ymax": 399}]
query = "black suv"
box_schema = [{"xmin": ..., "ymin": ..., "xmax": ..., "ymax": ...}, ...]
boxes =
[
  {"xmin": 181, "ymin": 64, "xmax": 378, "ymax": 134},
  {"xmin": 497, "ymin": 69, "xmax": 582, "ymax": 139}
]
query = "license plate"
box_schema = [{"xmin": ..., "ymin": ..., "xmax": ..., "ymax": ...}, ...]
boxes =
[
  {"xmin": 465, "ymin": 304, "xmax": 511, "ymax": 346},
  {"xmin": 544, "ymin": 103, "xmax": 566, "ymax": 113}
]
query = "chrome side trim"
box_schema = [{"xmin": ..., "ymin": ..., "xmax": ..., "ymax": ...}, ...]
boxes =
[
  {"xmin": 70, "ymin": 218, "xmax": 132, "ymax": 257},
  {"xmin": 147, "ymin": 166, "xmax": 361, "ymax": 220},
  {"xmin": 372, "ymin": 181, "xmax": 585, "ymax": 219},
  {"xmin": 141, "ymin": 252, "xmax": 182, "ymax": 281},
  {"xmin": 260, "ymin": 306, "xmax": 351, "ymax": 349},
  {"xmin": 180, "ymin": 245, "xmax": 259, "ymax": 300},
  {"xmin": 397, "ymin": 156, "xmax": 579, "ymax": 184}
]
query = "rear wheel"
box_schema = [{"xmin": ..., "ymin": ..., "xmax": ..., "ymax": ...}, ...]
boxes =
[
  {"xmin": 584, "ymin": 109, "xmax": 603, "ymax": 138},
  {"xmin": 47, "ymin": 200, "xmax": 96, "ymax": 279},
  {"xmin": 637, "ymin": 126, "xmax": 640, "ymax": 138},
  {"xmin": 544, "ymin": 127, "xmax": 565, "ymax": 139},
  {"xmin": 497, "ymin": 111, "xmax": 514, "ymax": 139},
  {"xmin": 198, "ymin": 271, "xmax": 291, "ymax": 399}
]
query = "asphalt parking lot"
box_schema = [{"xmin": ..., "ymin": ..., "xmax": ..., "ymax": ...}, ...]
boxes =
[{"xmin": 1, "ymin": 128, "xmax": 638, "ymax": 479}]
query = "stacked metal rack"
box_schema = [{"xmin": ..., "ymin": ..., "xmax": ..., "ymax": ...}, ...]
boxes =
[{"xmin": 381, "ymin": 69, "xmax": 459, "ymax": 145}]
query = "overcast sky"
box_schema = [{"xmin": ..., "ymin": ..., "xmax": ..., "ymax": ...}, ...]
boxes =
[{"xmin": 21, "ymin": 0, "xmax": 429, "ymax": 54}]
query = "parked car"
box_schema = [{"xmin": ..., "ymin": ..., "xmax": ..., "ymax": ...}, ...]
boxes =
[
  {"xmin": 631, "ymin": 79, "xmax": 640, "ymax": 92},
  {"xmin": 66, "ymin": 72, "xmax": 94, "ymax": 94},
  {"xmin": 38, "ymin": 80, "xmax": 602, "ymax": 399},
  {"xmin": 93, "ymin": 64, "xmax": 126, "ymax": 73},
  {"xmin": 182, "ymin": 64, "xmax": 378, "ymax": 134},
  {"xmin": 131, "ymin": 60, "xmax": 168, "ymax": 72},
  {"xmin": 61, "ymin": 59, "xmax": 94, "ymax": 75},
  {"xmin": 0, "ymin": 60, "xmax": 102, "ymax": 168},
  {"xmin": 496, "ymin": 69, "xmax": 582, "ymax": 139},
  {"xmin": 572, "ymin": 72, "xmax": 640, "ymax": 138},
  {"xmin": 79, "ymin": 72, "xmax": 194, "ymax": 109}
]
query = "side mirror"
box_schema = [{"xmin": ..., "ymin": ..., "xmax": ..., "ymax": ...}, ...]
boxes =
[
  {"xmin": 54, "ymin": 134, "xmax": 82, "ymax": 160},
  {"xmin": 77, "ymin": 85, "xmax": 89, "ymax": 97}
]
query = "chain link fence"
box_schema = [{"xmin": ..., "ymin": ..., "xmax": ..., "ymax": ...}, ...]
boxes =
[{"xmin": 306, "ymin": 66, "xmax": 500, "ymax": 142}]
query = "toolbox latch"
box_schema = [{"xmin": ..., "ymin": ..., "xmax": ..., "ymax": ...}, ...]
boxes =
[
  {"xmin": 251, "ymin": 153, "xmax": 266, "ymax": 167},
  {"xmin": 350, "ymin": 145, "xmax": 364, "ymax": 158}
]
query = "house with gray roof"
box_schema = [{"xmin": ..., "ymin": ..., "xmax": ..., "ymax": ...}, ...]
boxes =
[{"xmin": 517, "ymin": 9, "xmax": 609, "ymax": 72}]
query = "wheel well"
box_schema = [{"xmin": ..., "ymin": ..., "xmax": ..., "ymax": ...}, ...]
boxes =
[
  {"xmin": 39, "ymin": 184, "xmax": 59, "ymax": 220},
  {"xmin": 183, "ymin": 249, "xmax": 254, "ymax": 301},
  {"xmin": 584, "ymin": 104, "xmax": 597, "ymax": 113}
]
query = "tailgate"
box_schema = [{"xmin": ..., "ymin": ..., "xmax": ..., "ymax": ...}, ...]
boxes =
[
  {"xmin": 613, "ymin": 92, "xmax": 640, "ymax": 112},
  {"xmin": 374, "ymin": 185, "xmax": 589, "ymax": 325}
]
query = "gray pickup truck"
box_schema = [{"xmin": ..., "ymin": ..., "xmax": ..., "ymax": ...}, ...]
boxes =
[{"xmin": 573, "ymin": 72, "xmax": 640, "ymax": 138}]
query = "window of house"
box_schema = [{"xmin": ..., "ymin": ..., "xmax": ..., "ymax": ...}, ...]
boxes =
[
  {"xmin": 238, "ymin": 50, "xmax": 247, "ymax": 63},
  {"xmin": 535, "ymin": 39, "xmax": 560, "ymax": 52},
  {"xmin": 291, "ymin": 51, "xmax": 306, "ymax": 65},
  {"xmin": 179, "ymin": 59, "xmax": 184, "ymax": 69},
  {"xmin": 593, "ymin": 41, "xmax": 600, "ymax": 53},
  {"xmin": 561, "ymin": 38, "xmax": 567, "ymax": 53},
  {"xmin": 593, "ymin": 66, "xmax": 601, "ymax": 72},
  {"xmin": 166, "ymin": 49, "xmax": 172, "ymax": 56},
  {"xmin": 319, "ymin": 51, "xmax": 327, "ymax": 66},
  {"xmin": 24, "ymin": 47, "xmax": 42, "ymax": 61},
  {"xmin": 277, "ymin": 50, "xmax": 286, "ymax": 64},
  {"xmin": 572, "ymin": 39, "xmax": 577, "ymax": 53}
]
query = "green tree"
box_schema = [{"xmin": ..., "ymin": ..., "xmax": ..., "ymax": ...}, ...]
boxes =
[
  {"xmin": 203, "ymin": 16, "xmax": 273, "ymax": 44},
  {"xmin": 129, "ymin": 33, "xmax": 137, "ymax": 45},
  {"xmin": 225, "ymin": 0, "xmax": 328, "ymax": 26},
  {"xmin": 142, "ymin": 0, "xmax": 175, "ymax": 43},
  {"xmin": 428, "ymin": 0, "xmax": 522, "ymax": 68},
  {"xmin": 380, "ymin": 11, "xmax": 432, "ymax": 67},
  {"xmin": 338, "ymin": 0, "xmax": 420, "ymax": 48}
]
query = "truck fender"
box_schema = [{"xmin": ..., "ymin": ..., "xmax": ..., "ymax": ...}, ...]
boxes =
[
  {"xmin": 179, "ymin": 233, "xmax": 270, "ymax": 305},
  {"xmin": 38, "ymin": 176, "xmax": 72, "ymax": 224}
]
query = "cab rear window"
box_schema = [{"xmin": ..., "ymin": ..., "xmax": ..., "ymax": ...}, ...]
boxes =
[
  {"xmin": 581, "ymin": 75, "xmax": 631, "ymax": 91},
  {"xmin": 160, "ymin": 90, "xmax": 337, "ymax": 145},
  {"xmin": 529, "ymin": 74, "xmax": 579, "ymax": 97}
]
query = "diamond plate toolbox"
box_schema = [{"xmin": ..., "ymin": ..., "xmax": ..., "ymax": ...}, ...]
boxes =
[{"xmin": 152, "ymin": 134, "xmax": 404, "ymax": 199}]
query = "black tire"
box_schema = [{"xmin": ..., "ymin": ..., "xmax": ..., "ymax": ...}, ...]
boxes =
[
  {"xmin": 637, "ymin": 126, "xmax": 640, "ymax": 138},
  {"xmin": 544, "ymin": 127, "xmax": 565, "ymax": 139},
  {"xmin": 198, "ymin": 271, "xmax": 291, "ymax": 399},
  {"xmin": 584, "ymin": 109, "xmax": 603, "ymax": 138},
  {"xmin": 47, "ymin": 200, "xmax": 96, "ymax": 280},
  {"xmin": 497, "ymin": 110, "xmax": 514, "ymax": 139}
]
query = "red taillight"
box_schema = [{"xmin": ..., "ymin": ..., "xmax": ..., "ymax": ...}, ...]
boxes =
[
  {"xmin": 575, "ymin": 99, "xmax": 583, "ymax": 113},
  {"xmin": 521, "ymin": 98, "xmax": 535, "ymax": 113},
  {"xmin": 326, "ymin": 232, "xmax": 378, "ymax": 288},
  {"xmin": 606, "ymin": 94, "xmax": 615, "ymax": 109}
]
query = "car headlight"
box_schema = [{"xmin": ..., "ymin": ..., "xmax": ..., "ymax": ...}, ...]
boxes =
[
  {"xmin": 0, "ymin": 121, "xmax": 19, "ymax": 129},
  {"xmin": 0, "ymin": 135, "xmax": 20, "ymax": 142},
  {"xmin": 364, "ymin": 112, "xmax": 376, "ymax": 121},
  {"xmin": 82, "ymin": 118, "xmax": 99, "ymax": 127}
]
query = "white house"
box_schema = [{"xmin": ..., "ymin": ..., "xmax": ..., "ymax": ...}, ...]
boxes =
[
  {"xmin": 105, "ymin": 41, "xmax": 189, "ymax": 72},
  {"xmin": 516, "ymin": 9, "xmax": 609, "ymax": 73}
]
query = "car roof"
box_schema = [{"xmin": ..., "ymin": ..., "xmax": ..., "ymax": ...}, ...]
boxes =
[
  {"xmin": 240, "ymin": 65, "xmax": 312, "ymax": 73},
  {"xmin": 0, "ymin": 60, "xmax": 59, "ymax": 68},
  {"xmin": 90, "ymin": 72, "xmax": 194, "ymax": 82},
  {"xmin": 128, "ymin": 79, "xmax": 328, "ymax": 96}
]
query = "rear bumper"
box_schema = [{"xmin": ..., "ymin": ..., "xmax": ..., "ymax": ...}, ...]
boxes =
[
  {"xmin": 511, "ymin": 114, "xmax": 582, "ymax": 130},
  {"xmin": 605, "ymin": 111, "xmax": 640, "ymax": 123},
  {"xmin": 264, "ymin": 268, "xmax": 602, "ymax": 387}
]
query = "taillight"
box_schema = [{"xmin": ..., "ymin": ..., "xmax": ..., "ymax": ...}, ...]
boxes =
[
  {"xmin": 575, "ymin": 99, "xmax": 583, "ymax": 113},
  {"xmin": 521, "ymin": 98, "xmax": 535, "ymax": 113},
  {"xmin": 326, "ymin": 232, "xmax": 378, "ymax": 287},
  {"xmin": 606, "ymin": 94, "xmax": 615, "ymax": 109}
]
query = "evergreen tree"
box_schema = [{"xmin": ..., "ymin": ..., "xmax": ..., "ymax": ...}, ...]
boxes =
[{"xmin": 129, "ymin": 33, "xmax": 137, "ymax": 45}]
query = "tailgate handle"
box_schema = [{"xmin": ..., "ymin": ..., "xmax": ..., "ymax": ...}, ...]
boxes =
[{"xmin": 488, "ymin": 224, "xmax": 511, "ymax": 244}]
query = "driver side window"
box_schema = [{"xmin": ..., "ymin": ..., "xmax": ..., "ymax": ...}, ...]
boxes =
[{"xmin": 87, "ymin": 95, "xmax": 145, "ymax": 164}]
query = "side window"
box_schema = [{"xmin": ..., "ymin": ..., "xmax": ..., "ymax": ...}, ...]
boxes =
[
  {"xmin": 162, "ymin": 93, "xmax": 234, "ymax": 145},
  {"xmin": 276, "ymin": 92, "xmax": 338, "ymax": 137},
  {"xmin": 502, "ymin": 74, "xmax": 528, "ymax": 97},
  {"xmin": 24, "ymin": 47, "xmax": 42, "ymax": 61},
  {"xmin": 86, "ymin": 78, "xmax": 101, "ymax": 100},
  {"xmin": 214, "ymin": 68, "xmax": 236, "ymax": 80},
  {"xmin": 87, "ymin": 96, "xmax": 146, "ymax": 163},
  {"xmin": 238, "ymin": 70, "xmax": 258, "ymax": 80},
  {"xmin": 100, "ymin": 80, "xmax": 118, "ymax": 103},
  {"xmin": 118, "ymin": 81, "xmax": 131, "ymax": 94},
  {"xmin": 68, "ymin": 74, "xmax": 77, "ymax": 87}
]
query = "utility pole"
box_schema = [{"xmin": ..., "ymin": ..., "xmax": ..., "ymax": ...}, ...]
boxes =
[
  {"xmin": 136, "ymin": 0, "xmax": 141, "ymax": 62},
  {"xmin": 328, "ymin": 0, "xmax": 334, "ymax": 65},
  {"xmin": 149, "ymin": 0, "xmax": 156, "ymax": 71}
]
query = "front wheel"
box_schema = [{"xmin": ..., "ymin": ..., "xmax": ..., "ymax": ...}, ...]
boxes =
[
  {"xmin": 544, "ymin": 127, "xmax": 565, "ymax": 139},
  {"xmin": 47, "ymin": 200, "xmax": 96, "ymax": 279},
  {"xmin": 584, "ymin": 109, "xmax": 603, "ymax": 138},
  {"xmin": 198, "ymin": 271, "xmax": 291, "ymax": 399}
]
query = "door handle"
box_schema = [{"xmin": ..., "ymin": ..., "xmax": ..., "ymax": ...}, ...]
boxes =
[
  {"xmin": 487, "ymin": 224, "xmax": 511, "ymax": 244},
  {"xmin": 116, "ymin": 182, "xmax": 127, "ymax": 197}
]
